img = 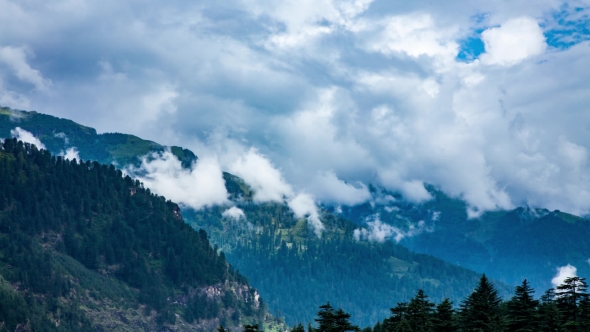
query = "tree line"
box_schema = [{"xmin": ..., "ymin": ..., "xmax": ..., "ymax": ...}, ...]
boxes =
[{"xmin": 230, "ymin": 274, "xmax": 590, "ymax": 332}]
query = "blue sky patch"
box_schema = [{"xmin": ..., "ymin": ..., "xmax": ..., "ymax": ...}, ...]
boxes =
[
  {"xmin": 544, "ymin": 5, "xmax": 590, "ymax": 50},
  {"xmin": 456, "ymin": 33, "xmax": 485, "ymax": 62}
]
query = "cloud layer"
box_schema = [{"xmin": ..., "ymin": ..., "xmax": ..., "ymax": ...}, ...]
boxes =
[
  {"xmin": 552, "ymin": 264, "xmax": 578, "ymax": 288},
  {"xmin": 10, "ymin": 127, "xmax": 45, "ymax": 149},
  {"xmin": 128, "ymin": 151, "xmax": 230, "ymax": 210},
  {"xmin": 2, "ymin": 0, "xmax": 590, "ymax": 215}
]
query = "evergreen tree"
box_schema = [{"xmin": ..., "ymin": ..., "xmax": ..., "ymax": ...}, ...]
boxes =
[
  {"xmin": 333, "ymin": 308, "xmax": 360, "ymax": 332},
  {"xmin": 506, "ymin": 279, "xmax": 539, "ymax": 332},
  {"xmin": 459, "ymin": 274, "xmax": 504, "ymax": 332},
  {"xmin": 556, "ymin": 276, "xmax": 589, "ymax": 330},
  {"xmin": 316, "ymin": 302, "xmax": 337, "ymax": 332},
  {"xmin": 382, "ymin": 302, "xmax": 408, "ymax": 332},
  {"xmin": 578, "ymin": 296, "xmax": 590, "ymax": 330},
  {"xmin": 315, "ymin": 303, "xmax": 359, "ymax": 332},
  {"xmin": 538, "ymin": 289, "xmax": 562, "ymax": 332},
  {"xmin": 433, "ymin": 298, "xmax": 456, "ymax": 332},
  {"xmin": 406, "ymin": 289, "xmax": 434, "ymax": 332}
]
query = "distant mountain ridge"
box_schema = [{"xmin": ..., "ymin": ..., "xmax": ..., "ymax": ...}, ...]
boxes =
[
  {"xmin": 336, "ymin": 186, "xmax": 590, "ymax": 293},
  {"xmin": 0, "ymin": 107, "xmax": 196, "ymax": 167},
  {"xmin": 3, "ymin": 106, "xmax": 577, "ymax": 327}
]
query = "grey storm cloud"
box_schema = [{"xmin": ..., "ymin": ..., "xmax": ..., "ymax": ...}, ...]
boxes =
[{"xmin": 2, "ymin": 0, "xmax": 590, "ymax": 216}]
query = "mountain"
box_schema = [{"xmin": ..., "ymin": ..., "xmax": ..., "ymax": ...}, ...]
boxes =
[
  {"xmin": 0, "ymin": 107, "xmax": 196, "ymax": 167},
  {"xmin": 182, "ymin": 199, "xmax": 512, "ymax": 327},
  {"xmin": 0, "ymin": 138, "xmax": 283, "ymax": 331},
  {"xmin": 0, "ymin": 107, "xmax": 541, "ymax": 326},
  {"xmin": 335, "ymin": 186, "xmax": 590, "ymax": 293}
]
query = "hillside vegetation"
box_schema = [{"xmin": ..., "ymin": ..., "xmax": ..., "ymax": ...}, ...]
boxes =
[
  {"xmin": 0, "ymin": 138, "xmax": 279, "ymax": 331},
  {"xmin": 337, "ymin": 188, "xmax": 590, "ymax": 292},
  {"xmin": 0, "ymin": 107, "xmax": 196, "ymax": 167},
  {"xmin": 183, "ymin": 196, "xmax": 513, "ymax": 327}
]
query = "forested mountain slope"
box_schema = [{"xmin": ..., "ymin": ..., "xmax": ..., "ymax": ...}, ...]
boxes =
[
  {"xmin": 0, "ymin": 107, "xmax": 196, "ymax": 167},
  {"xmin": 183, "ymin": 198, "xmax": 512, "ymax": 327},
  {"xmin": 336, "ymin": 188, "xmax": 590, "ymax": 293},
  {"xmin": 5, "ymin": 106, "xmax": 576, "ymax": 327},
  {"xmin": 0, "ymin": 138, "xmax": 280, "ymax": 332}
]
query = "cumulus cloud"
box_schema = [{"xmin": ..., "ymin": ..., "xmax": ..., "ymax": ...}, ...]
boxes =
[
  {"xmin": 353, "ymin": 215, "xmax": 430, "ymax": 243},
  {"xmin": 222, "ymin": 206, "xmax": 246, "ymax": 220},
  {"xmin": 0, "ymin": 46, "xmax": 52, "ymax": 91},
  {"xmin": 310, "ymin": 171, "xmax": 371, "ymax": 205},
  {"xmin": 229, "ymin": 148, "xmax": 294, "ymax": 203},
  {"xmin": 552, "ymin": 264, "xmax": 577, "ymax": 288},
  {"xmin": 479, "ymin": 16, "xmax": 547, "ymax": 66},
  {"xmin": 229, "ymin": 148, "xmax": 325, "ymax": 235},
  {"xmin": 10, "ymin": 127, "xmax": 45, "ymax": 149},
  {"xmin": 128, "ymin": 150, "xmax": 229, "ymax": 210},
  {"xmin": 1, "ymin": 0, "xmax": 590, "ymax": 217},
  {"xmin": 287, "ymin": 193, "xmax": 324, "ymax": 236}
]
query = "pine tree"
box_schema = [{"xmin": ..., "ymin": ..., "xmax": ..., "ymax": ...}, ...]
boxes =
[
  {"xmin": 383, "ymin": 302, "xmax": 408, "ymax": 332},
  {"xmin": 578, "ymin": 296, "xmax": 590, "ymax": 330},
  {"xmin": 433, "ymin": 298, "xmax": 456, "ymax": 332},
  {"xmin": 556, "ymin": 276, "xmax": 589, "ymax": 330},
  {"xmin": 315, "ymin": 303, "xmax": 359, "ymax": 332},
  {"xmin": 506, "ymin": 279, "xmax": 539, "ymax": 332},
  {"xmin": 459, "ymin": 274, "xmax": 504, "ymax": 332},
  {"xmin": 333, "ymin": 308, "xmax": 360, "ymax": 332},
  {"xmin": 316, "ymin": 302, "xmax": 336, "ymax": 332},
  {"xmin": 406, "ymin": 289, "xmax": 434, "ymax": 332},
  {"xmin": 538, "ymin": 289, "xmax": 562, "ymax": 332}
]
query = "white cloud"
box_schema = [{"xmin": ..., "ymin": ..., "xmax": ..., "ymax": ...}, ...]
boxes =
[
  {"xmin": 353, "ymin": 215, "xmax": 430, "ymax": 243},
  {"xmin": 222, "ymin": 206, "xmax": 246, "ymax": 220},
  {"xmin": 61, "ymin": 147, "xmax": 80, "ymax": 160},
  {"xmin": 0, "ymin": 46, "xmax": 52, "ymax": 91},
  {"xmin": 287, "ymin": 193, "xmax": 324, "ymax": 236},
  {"xmin": 228, "ymin": 148, "xmax": 326, "ymax": 235},
  {"xmin": 229, "ymin": 148, "xmax": 294, "ymax": 203},
  {"xmin": 552, "ymin": 264, "xmax": 577, "ymax": 288},
  {"xmin": 479, "ymin": 16, "xmax": 547, "ymax": 66},
  {"xmin": 364, "ymin": 13, "xmax": 459, "ymax": 60},
  {"xmin": 10, "ymin": 127, "xmax": 46, "ymax": 149},
  {"xmin": 2, "ymin": 0, "xmax": 590, "ymax": 218},
  {"xmin": 128, "ymin": 150, "xmax": 229, "ymax": 210},
  {"xmin": 310, "ymin": 171, "xmax": 371, "ymax": 205}
]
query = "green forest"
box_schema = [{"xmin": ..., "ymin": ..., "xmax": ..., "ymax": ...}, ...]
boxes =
[
  {"xmin": 4, "ymin": 108, "xmax": 590, "ymax": 331},
  {"xmin": 0, "ymin": 138, "xmax": 276, "ymax": 331},
  {"xmin": 184, "ymin": 200, "xmax": 513, "ymax": 327},
  {"xmin": 337, "ymin": 189, "xmax": 590, "ymax": 293},
  {"xmin": 234, "ymin": 274, "xmax": 590, "ymax": 332}
]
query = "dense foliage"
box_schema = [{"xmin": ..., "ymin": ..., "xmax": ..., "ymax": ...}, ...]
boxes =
[
  {"xmin": 277, "ymin": 275, "xmax": 590, "ymax": 332},
  {"xmin": 336, "ymin": 188, "xmax": 590, "ymax": 292},
  {"xmin": 184, "ymin": 197, "xmax": 512, "ymax": 327},
  {"xmin": 0, "ymin": 138, "xmax": 266, "ymax": 331}
]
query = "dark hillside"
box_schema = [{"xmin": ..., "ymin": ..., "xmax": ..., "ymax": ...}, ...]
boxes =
[{"xmin": 0, "ymin": 138, "xmax": 278, "ymax": 331}]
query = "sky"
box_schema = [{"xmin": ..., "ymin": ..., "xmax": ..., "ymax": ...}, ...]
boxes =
[{"xmin": 1, "ymin": 0, "xmax": 590, "ymax": 217}]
